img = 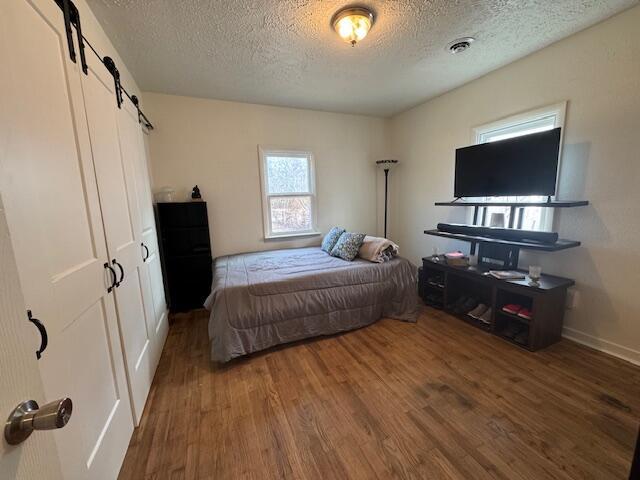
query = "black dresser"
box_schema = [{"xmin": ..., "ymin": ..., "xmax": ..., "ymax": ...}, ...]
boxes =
[{"xmin": 156, "ymin": 202, "xmax": 212, "ymax": 312}]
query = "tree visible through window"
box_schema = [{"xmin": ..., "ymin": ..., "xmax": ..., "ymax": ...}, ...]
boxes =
[{"xmin": 259, "ymin": 149, "xmax": 317, "ymax": 237}]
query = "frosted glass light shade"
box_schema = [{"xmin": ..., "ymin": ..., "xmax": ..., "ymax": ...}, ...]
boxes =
[{"xmin": 332, "ymin": 7, "xmax": 374, "ymax": 46}]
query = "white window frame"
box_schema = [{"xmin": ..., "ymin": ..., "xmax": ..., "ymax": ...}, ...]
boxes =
[
  {"xmin": 470, "ymin": 101, "xmax": 567, "ymax": 232},
  {"xmin": 258, "ymin": 146, "xmax": 320, "ymax": 239}
]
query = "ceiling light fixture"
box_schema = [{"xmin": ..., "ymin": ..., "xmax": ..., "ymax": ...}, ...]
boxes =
[
  {"xmin": 332, "ymin": 7, "xmax": 375, "ymax": 46},
  {"xmin": 447, "ymin": 37, "xmax": 475, "ymax": 54}
]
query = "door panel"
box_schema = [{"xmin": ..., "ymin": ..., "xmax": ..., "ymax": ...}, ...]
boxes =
[
  {"xmin": 115, "ymin": 266, "xmax": 150, "ymax": 379},
  {"xmin": 144, "ymin": 231, "xmax": 167, "ymax": 329},
  {"xmin": 120, "ymin": 101, "xmax": 168, "ymax": 372},
  {"xmin": 148, "ymin": 249, "xmax": 168, "ymax": 334},
  {"xmin": 54, "ymin": 303, "xmax": 120, "ymax": 464},
  {"xmin": 0, "ymin": 1, "xmax": 133, "ymax": 478},
  {"xmin": 140, "ymin": 228, "xmax": 167, "ymax": 337},
  {"xmin": 81, "ymin": 59, "xmax": 138, "ymax": 260},
  {"xmin": 134, "ymin": 119, "xmax": 168, "ymax": 341},
  {"xmin": 80, "ymin": 51, "xmax": 154, "ymax": 424},
  {"xmin": 0, "ymin": 194, "xmax": 63, "ymax": 480},
  {"xmin": 133, "ymin": 129, "xmax": 156, "ymax": 236}
]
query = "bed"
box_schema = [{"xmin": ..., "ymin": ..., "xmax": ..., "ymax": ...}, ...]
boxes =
[{"xmin": 204, "ymin": 246, "xmax": 418, "ymax": 362}]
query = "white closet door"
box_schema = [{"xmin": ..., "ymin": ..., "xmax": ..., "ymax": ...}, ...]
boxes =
[
  {"xmin": 79, "ymin": 50, "xmax": 154, "ymax": 424},
  {"xmin": 0, "ymin": 1, "xmax": 133, "ymax": 479},
  {"xmin": 119, "ymin": 102, "xmax": 169, "ymax": 366}
]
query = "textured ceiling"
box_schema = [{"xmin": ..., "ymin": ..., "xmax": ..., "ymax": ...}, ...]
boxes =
[{"xmin": 86, "ymin": 0, "xmax": 637, "ymax": 117}]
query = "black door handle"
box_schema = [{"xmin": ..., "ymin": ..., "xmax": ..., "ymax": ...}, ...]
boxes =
[
  {"xmin": 27, "ymin": 310, "xmax": 48, "ymax": 360},
  {"xmin": 141, "ymin": 243, "xmax": 150, "ymax": 262},
  {"xmin": 104, "ymin": 262, "xmax": 118, "ymax": 292},
  {"xmin": 113, "ymin": 259, "xmax": 125, "ymax": 285}
]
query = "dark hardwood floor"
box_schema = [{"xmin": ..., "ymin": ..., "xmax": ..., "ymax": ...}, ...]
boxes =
[{"xmin": 118, "ymin": 307, "xmax": 640, "ymax": 479}]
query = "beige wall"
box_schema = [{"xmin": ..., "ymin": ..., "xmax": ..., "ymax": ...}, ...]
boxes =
[
  {"xmin": 389, "ymin": 6, "xmax": 640, "ymax": 364},
  {"xmin": 143, "ymin": 93, "xmax": 390, "ymax": 257}
]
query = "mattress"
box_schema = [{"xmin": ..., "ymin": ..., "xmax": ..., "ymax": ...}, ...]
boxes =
[{"xmin": 204, "ymin": 246, "xmax": 418, "ymax": 362}]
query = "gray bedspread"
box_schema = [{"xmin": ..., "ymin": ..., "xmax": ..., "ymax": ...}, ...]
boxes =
[{"xmin": 204, "ymin": 247, "xmax": 418, "ymax": 362}]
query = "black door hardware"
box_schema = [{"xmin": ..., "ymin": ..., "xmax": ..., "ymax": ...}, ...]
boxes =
[
  {"xmin": 113, "ymin": 259, "xmax": 125, "ymax": 285},
  {"xmin": 27, "ymin": 311, "xmax": 48, "ymax": 360},
  {"xmin": 72, "ymin": 3, "xmax": 87, "ymax": 74},
  {"xmin": 53, "ymin": 0, "xmax": 153, "ymax": 127},
  {"xmin": 55, "ymin": 0, "xmax": 87, "ymax": 73},
  {"xmin": 104, "ymin": 262, "xmax": 118, "ymax": 292},
  {"xmin": 103, "ymin": 56, "xmax": 122, "ymax": 108},
  {"xmin": 130, "ymin": 95, "xmax": 154, "ymax": 131},
  {"xmin": 142, "ymin": 243, "xmax": 150, "ymax": 262},
  {"xmin": 60, "ymin": 0, "xmax": 76, "ymax": 64}
]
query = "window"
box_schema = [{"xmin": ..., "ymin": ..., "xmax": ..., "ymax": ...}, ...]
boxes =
[
  {"xmin": 472, "ymin": 102, "xmax": 566, "ymax": 231},
  {"xmin": 259, "ymin": 147, "xmax": 318, "ymax": 239}
]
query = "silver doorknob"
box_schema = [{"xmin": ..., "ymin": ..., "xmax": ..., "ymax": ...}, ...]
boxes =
[{"xmin": 4, "ymin": 398, "xmax": 72, "ymax": 445}]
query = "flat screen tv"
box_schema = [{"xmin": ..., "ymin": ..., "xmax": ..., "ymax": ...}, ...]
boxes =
[{"xmin": 454, "ymin": 127, "xmax": 561, "ymax": 197}]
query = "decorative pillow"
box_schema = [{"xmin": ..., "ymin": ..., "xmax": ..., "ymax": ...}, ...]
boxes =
[
  {"xmin": 321, "ymin": 227, "xmax": 345, "ymax": 253},
  {"xmin": 330, "ymin": 232, "xmax": 367, "ymax": 261}
]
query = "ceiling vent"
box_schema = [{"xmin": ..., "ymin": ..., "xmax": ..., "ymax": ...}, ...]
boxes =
[{"xmin": 448, "ymin": 37, "xmax": 475, "ymax": 54}]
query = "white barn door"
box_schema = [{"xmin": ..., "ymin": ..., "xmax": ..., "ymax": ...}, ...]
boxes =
[
  {"xmin": 118, "ymin": 102, "xmax": 169, "ymax": 372},
  {"xmin": 79, "ymin": 47, "xmax": 155, "ymax": 424},
  {"xmin": 0, "ymin": 0, "xmax": 134, "ymax": 478}
]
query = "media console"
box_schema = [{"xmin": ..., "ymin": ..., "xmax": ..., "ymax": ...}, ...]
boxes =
[
  {"xmin": 422, "ymin": 198, "xmax": 588, "ymax": 351},
  {"xmin": 420, "ymin": 257, "xmax": 574, "ymax": 351}
]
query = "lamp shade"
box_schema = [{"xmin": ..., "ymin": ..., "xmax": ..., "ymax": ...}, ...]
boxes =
[
  {"xmin": 376, "ymin": 159, "xmax": 399, "ymax": 170},
  {"xmin": 332, "ymin": 7, "xmax": 375, "ymax": 46}
]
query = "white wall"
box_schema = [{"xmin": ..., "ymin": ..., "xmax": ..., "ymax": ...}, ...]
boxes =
[
  {"xmin": 143, "ymin": 93, "xmax": 390, "ymax": 257},
  {"xmin": 389, "ymin": 5, "xmax": 640, "ymax": 364}
]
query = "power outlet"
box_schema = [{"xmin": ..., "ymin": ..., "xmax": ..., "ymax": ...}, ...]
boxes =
[{"xmin": 566, "ymin": 289, "xmax": 580, "ymax": 310}]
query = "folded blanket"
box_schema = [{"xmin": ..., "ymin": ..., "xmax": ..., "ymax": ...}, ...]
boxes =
[{"xmin": 358, "ymin": 235, "xmax": 399, "ymax": 263}]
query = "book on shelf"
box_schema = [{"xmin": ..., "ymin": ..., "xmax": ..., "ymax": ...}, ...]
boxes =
[{"xmin": 489, "ymin": 270, "xmax": 526, "ymax": 280}]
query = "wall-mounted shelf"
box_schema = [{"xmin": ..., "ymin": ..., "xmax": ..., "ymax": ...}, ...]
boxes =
[
  {"xmin": 424, "ymin": 229, "xmax": 581, "ymax": 252},
  {"xmin": 434, "ymin": 200, "xmax": 589, "ymax": 208},
  {"xmin": 434, "ymin": 199, "xmax": 589, "ymax": 229}
]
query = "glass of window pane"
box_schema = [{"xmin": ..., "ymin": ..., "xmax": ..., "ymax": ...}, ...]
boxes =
[
  {"xmin": 266, "ymin": 156, "xmax": 310, "ymax": 194},
  {"xmin": 270, "ymin": 196, "xmax": 312, "ymax": 233}
]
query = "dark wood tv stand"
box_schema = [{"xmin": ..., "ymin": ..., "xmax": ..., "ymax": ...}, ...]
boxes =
[{"xmin": 420, "ymin": 257, "xmax": 574, "ymax": 351}]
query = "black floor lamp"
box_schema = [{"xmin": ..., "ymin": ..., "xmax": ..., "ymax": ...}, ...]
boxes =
[{"xmin": 376, "ymin": 159, "xmax": 399, "ymax": 238}]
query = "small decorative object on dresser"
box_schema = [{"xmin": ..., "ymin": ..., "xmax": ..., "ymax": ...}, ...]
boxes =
[
  {"xmin": 191, "ymin": 185, "xmax": 202, "ymax": 201},
  {"xmin": 528, "ymin": 265, "xmax": 542, "ymax": 285},
  {"xmin": 444, "ymin": 251, "xmax": 468, "ymax": 267},
  {"xmin": 155, "ymin": 186, "xmax": 175, "ymax": 203}
]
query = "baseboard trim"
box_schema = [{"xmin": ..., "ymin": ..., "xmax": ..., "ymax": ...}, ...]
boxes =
[{"xmin": 562, "ymin": 327, "xmax": 640, "ymax": 366}]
